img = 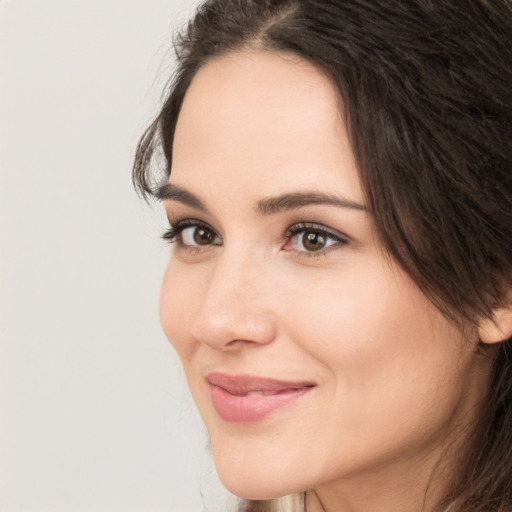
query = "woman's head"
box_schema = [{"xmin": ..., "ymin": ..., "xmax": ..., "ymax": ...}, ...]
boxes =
[{"xmin": 134, "ymin": 1, "xmax": 512, "ymax": 510}]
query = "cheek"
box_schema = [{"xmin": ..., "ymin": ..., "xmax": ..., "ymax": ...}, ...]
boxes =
[
  {"xmin": 159, "ymin": 261, "xmax": 202, "ymax": 358},
  {"xmin": 268, "ymin": 264, "xmax": 481, "ymax": 482},
  {"xmin": 279, "ymin": 261, "xmax": 398, "ymax": 366},
  {"xmin": 282, "ymin": 260, "xmax": 471, "ymax": 420}
]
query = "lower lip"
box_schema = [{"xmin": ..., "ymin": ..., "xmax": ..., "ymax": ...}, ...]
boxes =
[{"xmin": 210, "ymin": 385, "xmax": 312, "ymax": 423}]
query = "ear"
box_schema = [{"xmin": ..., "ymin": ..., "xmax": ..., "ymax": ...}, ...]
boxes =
[{"xmin": 478, "ymin": 295, "xmax": 512, "ymax": 344}]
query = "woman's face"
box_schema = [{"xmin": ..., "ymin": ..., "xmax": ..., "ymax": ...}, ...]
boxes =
[{"xmin": 159, "ymin": 51, "xmax": 489, "ymax": 503}]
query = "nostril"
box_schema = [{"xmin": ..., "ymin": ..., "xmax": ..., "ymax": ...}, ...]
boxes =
[
  {"xmin": 191, "ymin": 311, "xmax": 277, "ymax": 351},
  {"xmin": 225, "ymin": 338, "xmax": 262, "ymax": 349},
  {"xmin": 187, "ymin": 255, "xmax": 279, "ymax": 349}
]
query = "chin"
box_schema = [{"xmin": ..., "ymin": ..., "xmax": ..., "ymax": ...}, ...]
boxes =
[
  {"xmin": 218, "ymin": 472, "xmax": 292, "ymax": 501},
  {"xmin": 211, "ymin": 442, "xmax": 302, "ymax": 500}
]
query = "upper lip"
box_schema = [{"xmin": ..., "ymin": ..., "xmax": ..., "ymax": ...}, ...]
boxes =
[{"xmin": 206, "ymin": 372, "xmax": 316, "ymax": 395}]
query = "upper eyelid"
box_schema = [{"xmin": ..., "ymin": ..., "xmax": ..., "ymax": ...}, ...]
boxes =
[
  {"xmin": 166, "ymin": 217, "xmax": 350, "ymax": 245},
  {"xmin": 171, "ymin": 219, "xmax": 221, "ymax": 238},
  {"xmin": 167, "ymin": 217, "xmax": 218, "ymax": 234},
  {"xmin": 170, "ymin": 219, "xmax": 345, "ymax": 234},
  {"xmin": 286, "ymin": 222, "xmax": 349, "ymax": 241},
  {"xmin": 170, "ymin": 217, "xmax": 210, "ymax": 227},
  {"xmin": 163, "ymin": 202, "xmax": 214, "ymax": 223},
  {"xmin": 163, "ymin": 219, "xmax": 221, "ymax": 245}
]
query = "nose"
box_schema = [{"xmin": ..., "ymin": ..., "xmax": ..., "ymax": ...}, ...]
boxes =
[{"xmin": 190, "ymin": 248, "xmax": 278, "ymax": 351}]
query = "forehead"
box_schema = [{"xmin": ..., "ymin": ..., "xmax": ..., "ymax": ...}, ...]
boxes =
[{"xmin": 171, "ymin": 50, "xmax": 363, "ymax": 205}]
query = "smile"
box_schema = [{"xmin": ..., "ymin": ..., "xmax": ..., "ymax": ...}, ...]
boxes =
[{"xmin": 206, "ymin": 372, "xmax": 315, "ymax": 423}]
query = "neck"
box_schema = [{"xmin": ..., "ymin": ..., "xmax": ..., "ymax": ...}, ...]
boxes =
[
  {"xmin": 305, "ymin": 451, "xmax": 447, "ymax": 512},
  {"xmin": 305, "ymin": 411, "xmax": 481, "ymax": 512},
  {"xmin": 305, "ymin": 352, "xmax": 492, "ymax": 512}
]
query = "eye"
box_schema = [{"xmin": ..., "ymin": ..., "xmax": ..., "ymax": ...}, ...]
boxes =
[
  {"xmin": 163, "ymin": 220, "xmax": 221, "ymax": 247},
  {"xmin": 284, "ymin": 223, "xmax": 347, "ymax": 254},
  {"xmin": 292, "ymin": 230, "xmax": 332, "ymax": 252},
  {"xmin": 181, "ymin": 225, "xmax": 220, "ymax": 246}
]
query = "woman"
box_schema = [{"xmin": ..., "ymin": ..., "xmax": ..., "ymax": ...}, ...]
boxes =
[{"xmin": 133, "ymin": 1, "xmax": 512, "ymax": 511}]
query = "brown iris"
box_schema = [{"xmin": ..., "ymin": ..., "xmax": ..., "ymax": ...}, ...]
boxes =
[
  {"xmin": 193, "ymin": 227, "xmax": 216, "ymax": 245},
  {"xmin": 302, "ymin": 230, "xmax": 327, "ymax": 251}
]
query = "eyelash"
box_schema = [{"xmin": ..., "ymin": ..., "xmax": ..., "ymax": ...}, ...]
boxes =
[
  {"xmin": 284, "ymin": 222, "xmax": 348, "ymax": 258},
  {"xmin": 162, "ymin": 219, "xmax": 210, "ymax": 243},
  {"xmin": 162, "ymin": 219, "xmax": 348, "ymax": 258}
]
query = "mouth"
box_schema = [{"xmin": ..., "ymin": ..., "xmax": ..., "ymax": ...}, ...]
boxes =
[{"xmin": 206, "ymin": 372, "xmax": 316, "ymax": 423}]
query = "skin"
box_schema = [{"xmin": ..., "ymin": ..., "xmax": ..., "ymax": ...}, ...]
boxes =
[{"xmin": 159, "ymin": 51, "xmax": 494, "ymax": 512}]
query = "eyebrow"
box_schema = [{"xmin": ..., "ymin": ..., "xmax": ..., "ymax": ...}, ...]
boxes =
[
  {"xmin": 157, "ymin": 183, "xmax": 366, "ymax": 214},
  {"xmin": 156, "ymin": 183, "xmax": 207, "ymax": 211},
  {"xmin": 257, "ymin": 191, "xmax": 366, "ymax": 214}
]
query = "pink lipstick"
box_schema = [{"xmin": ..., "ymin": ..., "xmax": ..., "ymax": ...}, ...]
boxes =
[{"xmin": 206, "ymin": 372, "xmax": 315, "ymax": 423}]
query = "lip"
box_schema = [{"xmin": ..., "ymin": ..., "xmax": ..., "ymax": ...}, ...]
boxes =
[{"xmin": 206, "ymin": 372, "xmax": 315, "ymax": 423}]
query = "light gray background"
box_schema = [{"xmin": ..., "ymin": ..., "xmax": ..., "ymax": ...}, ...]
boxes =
[{"xmin": 1, "ymin": 1, "xmax": 233, "ymax": 510}]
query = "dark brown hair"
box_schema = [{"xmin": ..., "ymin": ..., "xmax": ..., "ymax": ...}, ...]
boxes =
[{"xmin": 133, "ymin": 1, "xmax": 512, "ymax": 510}]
